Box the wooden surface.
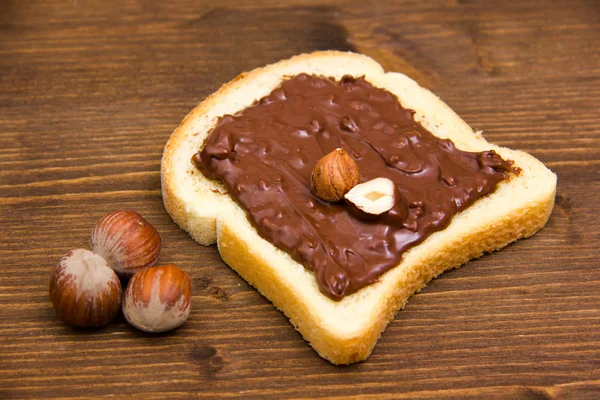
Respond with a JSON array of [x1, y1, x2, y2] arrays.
[[1, 0, 599, 398]]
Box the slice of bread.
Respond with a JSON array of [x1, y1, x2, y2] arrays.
[[161, 51, 557, 364]]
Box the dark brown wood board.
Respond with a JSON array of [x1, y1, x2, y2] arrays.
[[1, 0, 599, 398]]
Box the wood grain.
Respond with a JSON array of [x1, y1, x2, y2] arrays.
[[1, 0, 599, 398]]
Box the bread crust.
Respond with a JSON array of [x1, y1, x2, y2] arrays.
[[161, 51, 557, 364]]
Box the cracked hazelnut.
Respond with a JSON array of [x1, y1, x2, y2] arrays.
[[310, 148, 360, 202], [344, 177, 396, 217]]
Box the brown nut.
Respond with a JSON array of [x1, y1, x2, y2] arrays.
[[310, 148, 360, 202], [49, 249, 122, 328], [344, 177, 396, 217], [90, 210, 161, 277], [122, 264, 192, 333]]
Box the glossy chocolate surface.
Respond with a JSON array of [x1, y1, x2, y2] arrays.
[[193, 74, 518, 300]]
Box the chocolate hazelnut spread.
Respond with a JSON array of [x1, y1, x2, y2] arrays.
[[192, 74, 519, 301]]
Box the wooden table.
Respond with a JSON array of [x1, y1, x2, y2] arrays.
[[2, 0, 599, 398]]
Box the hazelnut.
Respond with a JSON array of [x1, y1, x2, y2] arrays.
[[310, 148, 360, 202], [344, 177, 396, 217], [90, 210, 161, 277], [122, 265, 191, 333], [49, 249, 122, 328]]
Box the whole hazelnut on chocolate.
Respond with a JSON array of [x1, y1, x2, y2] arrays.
[[90, 210, 161, 277], [310, 148, 360, 202], [122, 264, 192, 333], [49, 249, 122, 328]]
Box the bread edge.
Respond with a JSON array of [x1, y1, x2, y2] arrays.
[[217, 182, 555, 364]]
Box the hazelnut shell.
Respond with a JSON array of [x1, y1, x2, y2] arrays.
[[49, 249, 122, 328], [90, 210, 161, 277], [122, 264, 192, 333]]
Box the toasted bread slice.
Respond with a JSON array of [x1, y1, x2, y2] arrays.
[[161, 51, 556, 364]]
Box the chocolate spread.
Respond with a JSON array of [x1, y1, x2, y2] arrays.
[[193, 74, 518, 301]]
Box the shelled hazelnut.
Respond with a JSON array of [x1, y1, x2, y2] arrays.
[[310, 148, 360, 202], [344, 177, 396, 217]]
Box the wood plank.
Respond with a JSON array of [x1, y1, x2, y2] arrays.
[[1, 0, 599, 398]]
